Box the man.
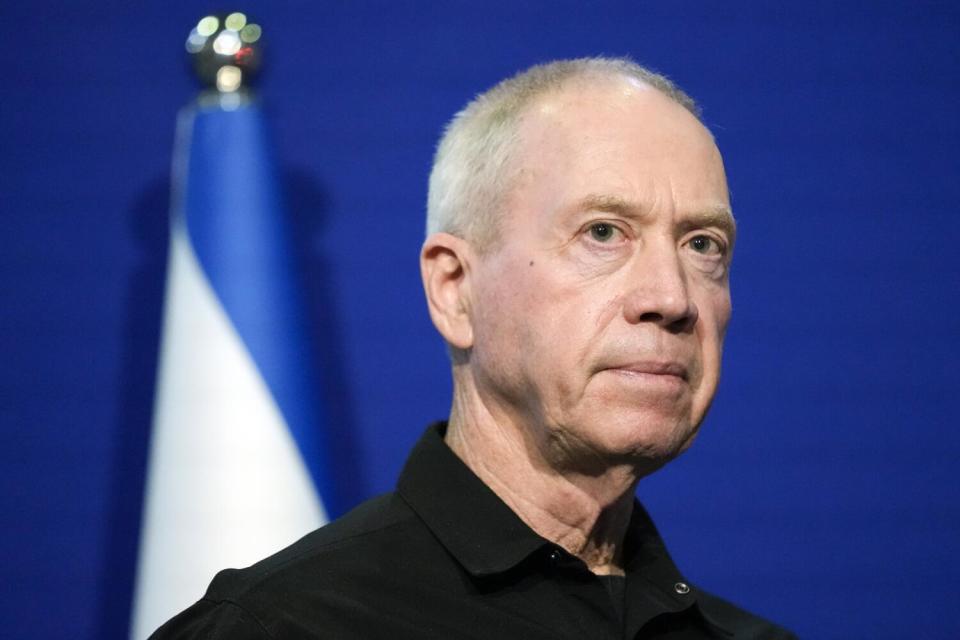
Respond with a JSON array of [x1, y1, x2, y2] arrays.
[[152, 58, 795, 639]]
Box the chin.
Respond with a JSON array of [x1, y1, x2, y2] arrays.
[[616, 407, 702, 454], [546, 381, 708, 466]]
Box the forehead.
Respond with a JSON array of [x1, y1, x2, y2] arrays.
[[507, 77, 729, 222], [521, 76, 711, 154]]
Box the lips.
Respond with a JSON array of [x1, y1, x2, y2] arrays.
[[602, 361, 689, 381]]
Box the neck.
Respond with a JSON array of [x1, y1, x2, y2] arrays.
[[445, 372, 639, 576]]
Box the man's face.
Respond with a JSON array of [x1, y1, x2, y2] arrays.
[[467, 78, 733, 472]]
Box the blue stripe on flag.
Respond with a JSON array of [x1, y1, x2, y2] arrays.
[[179, 102, 342, 516]]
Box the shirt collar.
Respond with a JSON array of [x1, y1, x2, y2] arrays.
[[396, 422, 548, 576], [396, 421, 733, 637]]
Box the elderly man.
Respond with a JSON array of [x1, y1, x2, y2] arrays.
[[153, 58, 795, 639]]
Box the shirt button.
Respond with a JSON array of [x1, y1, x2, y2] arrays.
[[547, 548, 562, 566], [674, 582, 691, 595]]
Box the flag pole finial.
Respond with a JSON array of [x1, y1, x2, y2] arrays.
[[185, 12, 263, 95]]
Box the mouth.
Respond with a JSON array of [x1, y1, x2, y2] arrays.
[[603, 361, 689, 383]]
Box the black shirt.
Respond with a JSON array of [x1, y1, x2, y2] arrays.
[[151, 423, 796, 639]]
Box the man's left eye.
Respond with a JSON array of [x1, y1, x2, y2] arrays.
[[688, 235, 723, 255]]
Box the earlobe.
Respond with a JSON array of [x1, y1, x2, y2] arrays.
[[420, 233, 474, 350]]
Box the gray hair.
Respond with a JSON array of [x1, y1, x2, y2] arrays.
[[425, 57, 700, 250]]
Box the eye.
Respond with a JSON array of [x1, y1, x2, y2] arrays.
[[688, 234, 724, 256], [587, 222, 620, 243]]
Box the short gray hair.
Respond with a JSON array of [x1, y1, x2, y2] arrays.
[[425, 57, 700, 250]]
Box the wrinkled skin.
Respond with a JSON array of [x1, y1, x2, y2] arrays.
[[462, 78, 734, 475]]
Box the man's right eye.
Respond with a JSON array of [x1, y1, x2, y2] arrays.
[[588, 223, 618, 242]]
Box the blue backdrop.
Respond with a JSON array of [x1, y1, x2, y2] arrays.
[[1, 2, 958, 638]]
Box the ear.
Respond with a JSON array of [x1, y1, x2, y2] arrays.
[[420, 232, 474, 350]]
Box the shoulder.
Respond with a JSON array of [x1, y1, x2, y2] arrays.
[[211, 491, 414, 594], [152, 492, 431, 639], [210, 491, 433, 604], [693, 586, 798, 640]]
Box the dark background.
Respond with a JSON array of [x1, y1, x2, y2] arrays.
[[1, 2, 958, 638]]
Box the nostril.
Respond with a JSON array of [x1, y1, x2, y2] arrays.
[[638, 312, 664, 323], [634, 307, 697, 333], [670, 305, 699, 333], [667, 315, 696, 334]]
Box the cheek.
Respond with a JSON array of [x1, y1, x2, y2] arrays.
[[692, 289, 731, 397], [697, 283, 731, 344], [471, 260, 550, 371], [473, 262, 595, 396], [472, 288, 522, 359], [714, 287, 732, 339]]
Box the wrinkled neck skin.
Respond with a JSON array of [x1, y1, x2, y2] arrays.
[[445, 365, 640, 576]]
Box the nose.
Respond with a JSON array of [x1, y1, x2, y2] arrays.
[[623, 245, 699, 333]]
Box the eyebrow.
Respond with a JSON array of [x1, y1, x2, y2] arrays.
[[576, 194, 737, 246], [680, 206, 737, 247], [576, 193, 643, 217]]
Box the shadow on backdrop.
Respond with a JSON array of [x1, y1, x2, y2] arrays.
[[95, 177, 169, 640], [284, 167, 367, 514]]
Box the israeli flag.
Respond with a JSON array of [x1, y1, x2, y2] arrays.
[[130, 96, 332, 639]]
